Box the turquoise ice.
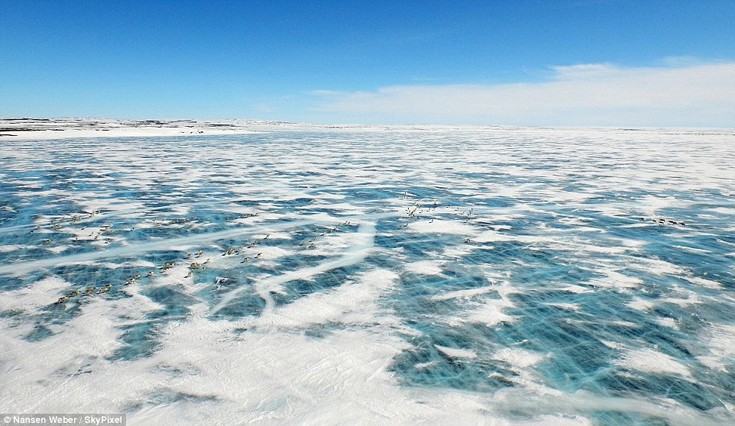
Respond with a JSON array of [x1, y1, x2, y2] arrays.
[[0, 128, 734, 424]]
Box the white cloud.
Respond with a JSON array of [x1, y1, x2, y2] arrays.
[[310, 62, 735, 127]]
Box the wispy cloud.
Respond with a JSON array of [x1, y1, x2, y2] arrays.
[[310, 61, 735, 127]]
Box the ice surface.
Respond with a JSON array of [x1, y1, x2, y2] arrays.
[[1, 125, 734, 424]]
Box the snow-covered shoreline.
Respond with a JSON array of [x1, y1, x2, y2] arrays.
[[2, 117, 733, 141]]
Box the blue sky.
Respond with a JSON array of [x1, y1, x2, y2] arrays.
[[1, 0, 734, 126]]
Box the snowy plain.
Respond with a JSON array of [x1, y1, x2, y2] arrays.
[[0, 120, 734, 425]]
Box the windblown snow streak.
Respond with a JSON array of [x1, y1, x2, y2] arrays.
[[1, 127, 734, 425]]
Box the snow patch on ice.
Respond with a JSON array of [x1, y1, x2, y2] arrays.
[[435, 345, 478, 359], [0, 276, 70, 313], [617, 348, 691, 378], [405, 260, 444, 276], [492, 348, 548, 368]]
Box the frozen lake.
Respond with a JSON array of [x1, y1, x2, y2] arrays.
[[1, 127, 734, 424]]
